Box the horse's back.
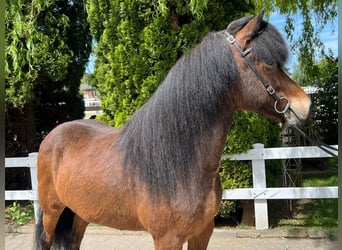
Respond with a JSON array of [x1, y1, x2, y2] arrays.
[[39, 119, 114, 152], [37, 119, 118, 183]]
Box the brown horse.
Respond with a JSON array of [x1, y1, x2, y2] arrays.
[[35, 11, 311, 250]]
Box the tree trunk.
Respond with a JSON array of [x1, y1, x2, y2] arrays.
[[240, 200, 255, 227]]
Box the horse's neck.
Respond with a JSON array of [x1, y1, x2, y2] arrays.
[[195, 109, 234, 174]]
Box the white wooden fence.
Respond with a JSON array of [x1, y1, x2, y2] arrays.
[[5, 153, 40, 223], [5, 144, 338, 229], [223, 143, 338, 230]]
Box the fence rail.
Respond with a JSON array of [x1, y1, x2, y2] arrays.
[[223, 143, 338, 229], [5, 144, 338, 229], [5, 153, 39, 223]]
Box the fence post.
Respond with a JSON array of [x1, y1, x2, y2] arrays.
[[252, 143, 269, 230], [28, 153, 40, 224]]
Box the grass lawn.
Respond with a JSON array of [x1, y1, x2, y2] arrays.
[[278, 172, 338, 230]]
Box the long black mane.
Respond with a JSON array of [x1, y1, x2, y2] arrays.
[[118, 17, 288, 196]]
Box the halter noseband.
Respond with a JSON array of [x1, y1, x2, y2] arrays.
[[222, 30, 290, 114], [222, 30, 337, 158]]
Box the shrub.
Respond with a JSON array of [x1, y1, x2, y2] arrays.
[[6, 201, 34, 225], [218, 111, 282, 218]]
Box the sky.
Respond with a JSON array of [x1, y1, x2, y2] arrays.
[[85, 12, 338, 74], [269, 12, 338, 72]]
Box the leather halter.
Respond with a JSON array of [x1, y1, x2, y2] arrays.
[[222, 30, 338, 158], [222, 30, 290, 114]]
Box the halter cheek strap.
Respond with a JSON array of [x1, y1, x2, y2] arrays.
[[222, 30, 290, 114]]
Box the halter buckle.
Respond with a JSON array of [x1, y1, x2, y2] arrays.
[[274, 96, 290, 114], [266, 86, 275, 95], [227, 34, 236, 44]]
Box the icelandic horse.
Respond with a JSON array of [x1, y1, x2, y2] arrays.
[[35, 10, 311, 250]]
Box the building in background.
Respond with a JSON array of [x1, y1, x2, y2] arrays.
[[81, 84, 102, 119]]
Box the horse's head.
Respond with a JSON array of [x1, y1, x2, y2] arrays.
[[227, 10, 311, 127]]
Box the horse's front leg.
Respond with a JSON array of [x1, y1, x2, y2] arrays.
[[152, 232, 184, 250], [187, 221, 214, 250], [71, 214, 89, 250]]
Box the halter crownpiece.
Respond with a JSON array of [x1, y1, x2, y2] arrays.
[[223, 31, 252, 58]]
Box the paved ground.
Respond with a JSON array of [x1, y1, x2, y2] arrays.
[[5, 224, 338, 250]]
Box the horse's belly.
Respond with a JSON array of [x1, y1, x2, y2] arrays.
[[92, 210, 145, 231], [55, 166, 145, 231], [65, 191, 145, 231]]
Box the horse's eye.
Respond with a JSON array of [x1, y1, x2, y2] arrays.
[[261, 58, 274, 66], [264, 61, 274, 67]]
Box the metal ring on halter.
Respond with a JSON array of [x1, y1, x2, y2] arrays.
[[274, 96, 290, 114]]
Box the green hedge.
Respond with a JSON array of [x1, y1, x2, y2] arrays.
[[218, 111, 282, 217]]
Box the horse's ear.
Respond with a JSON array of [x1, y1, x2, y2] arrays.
[[236, 9, 265, 48]]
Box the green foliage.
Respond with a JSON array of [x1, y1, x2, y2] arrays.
[[302, 199, 337, 229], [303, 174, 337, 187], [6, 201, 34, 225], [311, 55, 338, 145], [225, 112, 281, 154], [293, 54, 338, 145], [278, 173, 337, 229], [252, 0, 337, 81], [87, 0, 254, 127], [221, 112, 280, 189], [298, 174, 337, 229], [218, 112, 282, 216], [5, 0, 72, 107], [5, 0, 91, 108], [217, 200, 236, 218], [5, 0, 92, 156]]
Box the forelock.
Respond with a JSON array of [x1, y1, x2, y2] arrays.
[[227, 16, 289, 66]]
